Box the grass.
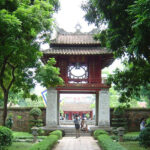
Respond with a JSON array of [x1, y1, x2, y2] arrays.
[[120, 141, 150, 150], [12, 131, 46, 140], [7, 142, 33, 150], [125, 132, 140, 137], [13, 131, 33, 138]]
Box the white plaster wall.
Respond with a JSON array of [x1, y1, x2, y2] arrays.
[[46, 88, 58, 127], [98, 89, 110, 127]]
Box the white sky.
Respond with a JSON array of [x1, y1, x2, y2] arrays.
[[54, 0, 96, 32], [35, 0, 122, 95]]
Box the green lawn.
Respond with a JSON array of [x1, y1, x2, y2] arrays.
[[125, 132, 140, 137], [12, 131, 46, 140], [120, 142, 150, 150], [13, 131, 33, 138], [7, 142, 33, 150]]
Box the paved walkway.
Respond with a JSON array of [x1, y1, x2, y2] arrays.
[[53, 136, 101, 150]]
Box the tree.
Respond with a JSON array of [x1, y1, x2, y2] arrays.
[[0, 0, 61, 125], [35, 58, 64, 88], [82, 0, 150, 104]]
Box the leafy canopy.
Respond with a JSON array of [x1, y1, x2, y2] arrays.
[[0, 0, 62, 125], [36, 58, 64, 88], [82, 0, 150, 104]]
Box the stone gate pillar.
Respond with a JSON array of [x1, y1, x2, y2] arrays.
[[46, 88, 58, 127], [98, 89, 110, 127]]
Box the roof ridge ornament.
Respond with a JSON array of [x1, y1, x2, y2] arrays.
[[75, 24, 82, 33]]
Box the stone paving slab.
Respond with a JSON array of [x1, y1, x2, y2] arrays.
[[53, 136, 101, 150]]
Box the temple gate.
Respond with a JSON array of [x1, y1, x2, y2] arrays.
[[42, 27, 114, 128]]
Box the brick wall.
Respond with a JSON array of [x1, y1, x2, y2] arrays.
[[110, 108, 150, 131], [0, 107, 150, 131], [0, 107, 46, 131]]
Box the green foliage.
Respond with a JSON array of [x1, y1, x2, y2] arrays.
[[29, 119, 43, 128], [12, 131, 32, 138], [93, 129, 108, 139], [120, 141, 150, 150], [146, 118, 150, 127], [17, 115, 22, 120], [36, 58, 64, 88], [97, 134, 126, 150], [29, 107, 42, 118], [113, 106, 125, 116], [139, 127, 150, 148], [5, 114, 13, 129], [0, 0, 60, 125], [29, 134, 59, 150], [85, 113, 90, 119], [50, 130, 62, 139], [7, 142, 32, 150], [123, 135, 139, 141], [111, 132, 140, 141], [0, 126, 13, 149], [29, 108, 43, 130], [82, 0, 150, 105]]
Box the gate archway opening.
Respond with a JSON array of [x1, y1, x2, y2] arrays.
[[59, 93, 96, 126]]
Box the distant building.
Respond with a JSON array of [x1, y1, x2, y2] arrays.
[[61, 96, 94, 120]]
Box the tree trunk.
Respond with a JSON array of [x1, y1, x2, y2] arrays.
[[2, 91, 8, 126]]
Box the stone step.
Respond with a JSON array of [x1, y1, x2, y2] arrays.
[[65, 133, 91, 137]]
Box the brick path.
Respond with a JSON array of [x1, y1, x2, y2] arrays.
[[53, 136, 101, 150]]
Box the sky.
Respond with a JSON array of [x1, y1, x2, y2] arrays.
[[35, 0, 122, 96], [54, 0, 96, 32]]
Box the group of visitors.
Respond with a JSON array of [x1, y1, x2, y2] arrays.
[[74, 115, 88, 138]]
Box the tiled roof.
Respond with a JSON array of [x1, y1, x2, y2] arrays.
[[51, 34, 100, 45], [62, 103, 92, 111], [43, 47, 111, 55]]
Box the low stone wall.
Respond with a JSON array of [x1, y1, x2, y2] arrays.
[[110, 108, 150, 131], [0, 107, 46, 131], [0, 107, 150, 131]]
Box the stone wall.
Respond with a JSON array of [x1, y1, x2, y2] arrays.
[[0, 107, 46, 131], [0, 107, 150, 131], [110, 108, 150, 131]]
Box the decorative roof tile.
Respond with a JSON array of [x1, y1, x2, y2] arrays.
[[43, 47, 111, 55], [51, 34, 100, 45]]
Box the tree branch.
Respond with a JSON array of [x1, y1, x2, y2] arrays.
[[0, 58, 7, 93], [7, 62, 16, 91]]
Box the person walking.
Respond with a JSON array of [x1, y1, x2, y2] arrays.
[[74, 115, 80, 138], [140, 118, 146, 131]]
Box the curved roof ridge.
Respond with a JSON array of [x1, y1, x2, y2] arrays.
[[56, 27, 99, 35], [51, 27, 100, 45]]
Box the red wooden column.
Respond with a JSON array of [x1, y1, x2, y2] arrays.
[[88, 56, 101, 83], [57, 56, 68, 83], [90, 111, 93, 119], [69, 112, 72, 120]]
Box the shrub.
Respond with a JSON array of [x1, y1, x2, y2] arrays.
[[29, 134, 58, 150], [50, 130, 62, 139], [139, 127, 150, 148], [5, 113, 13, 129], [93, 129, 108, 139], [0, 126, 13, 149], [113, 106, 125, 116], [111, 135, 139, 142], [29, 119, 43, 127], [146, 118, 150, 127], [97, 134, 126, 150], [29, 107, 42, 119]]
